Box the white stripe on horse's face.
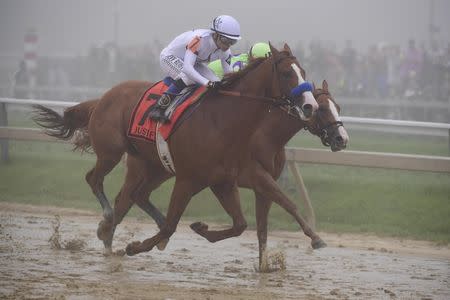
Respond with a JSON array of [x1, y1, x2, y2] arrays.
[[291, 63, 305, 84], [328, 98, 340, 122], [291, 63, 318, 112], [328, 98, 349, 141]]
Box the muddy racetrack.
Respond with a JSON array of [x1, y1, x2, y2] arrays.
[[0, 202, 449, 299]]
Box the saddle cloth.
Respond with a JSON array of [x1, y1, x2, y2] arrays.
[[127, 80, 207, 142]]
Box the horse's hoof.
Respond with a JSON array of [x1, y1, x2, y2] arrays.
[[156, 238, 169, 251], [103, 247, 113, 257], [190, 221, 208, 234], [97, 220, 113, 241], [113, 249, 126, 257], [311, 238, 327, 249], [126, 241, 141, 256]]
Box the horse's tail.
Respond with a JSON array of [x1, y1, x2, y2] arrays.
[[32, 99, 99, 152]]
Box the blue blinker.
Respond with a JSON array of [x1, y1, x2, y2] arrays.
[[290, 81, 313, 97]]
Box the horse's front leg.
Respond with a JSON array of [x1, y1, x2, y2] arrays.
[[253, 169, 326, 249], [190, 182, 247, 242], [125, 179, 198, 256]]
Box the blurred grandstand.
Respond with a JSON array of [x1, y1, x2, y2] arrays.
[[0, 38, 449, 122]]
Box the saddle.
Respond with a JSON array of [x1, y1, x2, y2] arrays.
[[128, 78, 207, 142]]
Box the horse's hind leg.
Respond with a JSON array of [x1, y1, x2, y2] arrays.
[[190, 182, 247, 242], [102, 160, 169, 254], [85, 154, 122, 241], [254, 192, 273, 272], [98, 186, 132, 255]]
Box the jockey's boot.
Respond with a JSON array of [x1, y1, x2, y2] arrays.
[[148, 93, 174, 124], [149, 79, 186, 124]]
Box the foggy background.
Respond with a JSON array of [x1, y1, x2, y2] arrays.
[[1, 0, 449, 55], [0, 0, 449, 121]]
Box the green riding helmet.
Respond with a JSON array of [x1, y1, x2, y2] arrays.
[[250, 42, 271, 58]]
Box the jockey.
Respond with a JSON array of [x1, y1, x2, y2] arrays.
[[208, 42, 271, 78], [149, 15, 241, 123]]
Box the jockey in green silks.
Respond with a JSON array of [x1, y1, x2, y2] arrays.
[[208, 42, 271, 79]]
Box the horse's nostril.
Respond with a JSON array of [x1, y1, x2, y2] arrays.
[[302, 104, 313, 117]]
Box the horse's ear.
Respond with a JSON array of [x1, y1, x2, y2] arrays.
[[283, 43, 292, 54], [322, 80, 328, 91], [312, 82, 316, 91], [269, 42, 279, 55]]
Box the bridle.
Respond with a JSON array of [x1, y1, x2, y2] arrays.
[[305, 90, 344, 146], [218, 90, 289, 107]]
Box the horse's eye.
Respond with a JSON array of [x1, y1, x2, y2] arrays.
[[282, 71, 292, 78]]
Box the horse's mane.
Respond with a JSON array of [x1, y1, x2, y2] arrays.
[[221, 57, 267, 87]]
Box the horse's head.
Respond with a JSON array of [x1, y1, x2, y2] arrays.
[[269, 43, 318, 121], [307, 80, 349, 152], [260, 43, 318, 120], [221, 43, 318, 120]]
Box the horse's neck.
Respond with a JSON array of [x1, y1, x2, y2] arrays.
[[197, 61, 280, 151], [236, 61, 273, 97], [228, 61, 303, 147], [259, 108, 305, 147]]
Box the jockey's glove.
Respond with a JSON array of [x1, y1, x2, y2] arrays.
[[207, 81, 221, 89]]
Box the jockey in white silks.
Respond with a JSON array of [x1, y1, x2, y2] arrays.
[[149, 15, 241, 123]]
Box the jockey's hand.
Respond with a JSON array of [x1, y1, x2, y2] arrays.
[[207, 81, 221, 89]]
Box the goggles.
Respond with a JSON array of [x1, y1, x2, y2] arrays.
[[218, 35, 238, 46]]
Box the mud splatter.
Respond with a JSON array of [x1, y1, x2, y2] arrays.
[[0, 203, 449, 300], [49, 215, 86, 251]]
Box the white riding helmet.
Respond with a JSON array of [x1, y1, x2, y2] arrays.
[[211, 15, 241, 40]]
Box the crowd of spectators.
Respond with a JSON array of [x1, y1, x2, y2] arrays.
[[13, 38, 450, 101], [296, 38, 450, 101]]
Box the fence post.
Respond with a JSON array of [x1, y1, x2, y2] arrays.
[[0, 102, 9, 163], [288, 161, 316, 230]]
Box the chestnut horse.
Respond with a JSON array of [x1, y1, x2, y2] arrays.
[[107, 80, 348, 271], [33, 44, 322, 257]]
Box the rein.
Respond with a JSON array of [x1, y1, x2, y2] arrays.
[[216, 52, 299, 108], [217, 90, 289, 107]]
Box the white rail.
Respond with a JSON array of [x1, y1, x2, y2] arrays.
[[341, 116, 450, 130], [1, 126, 449, 173], [0, 97, 79, 108]]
